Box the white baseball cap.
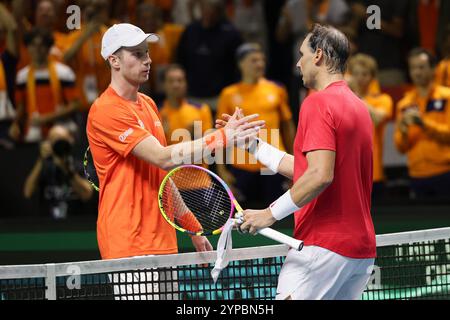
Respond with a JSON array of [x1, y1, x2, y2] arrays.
[[101, 23, 159, 60]]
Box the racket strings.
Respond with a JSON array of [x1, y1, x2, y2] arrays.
[[161, 167, 232, 234], [179, 187, 229, 231]]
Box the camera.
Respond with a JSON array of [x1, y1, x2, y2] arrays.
[[52, 139, 73, 158]]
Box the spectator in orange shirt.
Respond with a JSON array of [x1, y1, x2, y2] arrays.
[[63, 0, 110, 110], [348, 54, 393, 200], [10, 28, 80, 144], [394, 48, 450, 199], [159, 64, 213, 147], [86, 23, 263, 264]]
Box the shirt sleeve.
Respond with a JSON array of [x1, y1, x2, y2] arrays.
[[89, 104, 151, 158], [300, 95, 336, 153]]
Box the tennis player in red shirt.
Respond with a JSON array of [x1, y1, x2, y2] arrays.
[[238, 24, 376, 300]]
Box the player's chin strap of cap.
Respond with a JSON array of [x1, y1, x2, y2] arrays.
[[248, 138, 286, 174], [211, 218, 236, 283]]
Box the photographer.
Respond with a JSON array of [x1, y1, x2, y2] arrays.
[[24, 125, 93, 219]]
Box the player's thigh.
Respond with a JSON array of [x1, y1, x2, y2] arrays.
[[334, 259, 375, 300], [276, 246, 324, 300], [276, 246, 360, 300]]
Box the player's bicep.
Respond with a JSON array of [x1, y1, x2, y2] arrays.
[[305, 150, 336, 185]]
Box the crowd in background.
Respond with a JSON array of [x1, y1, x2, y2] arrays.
[[0, 0, 449, 220]]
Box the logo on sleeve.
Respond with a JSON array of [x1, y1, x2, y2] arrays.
[[138, 119, 145, 129], [119, 128, 134, 142]]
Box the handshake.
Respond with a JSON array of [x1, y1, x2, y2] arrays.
[[213, 107, 264, 150]]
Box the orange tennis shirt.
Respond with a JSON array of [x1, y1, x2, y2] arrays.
[[86, 86, 177, 259]]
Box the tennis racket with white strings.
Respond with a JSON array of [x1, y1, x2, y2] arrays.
[[158, 164, 303, 250]]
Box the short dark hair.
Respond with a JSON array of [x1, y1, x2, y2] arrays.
[[408, 48, 437, 68], [307, 24, 350, 74], [23, 27, 54, 49], [163, 64, 186, 82]]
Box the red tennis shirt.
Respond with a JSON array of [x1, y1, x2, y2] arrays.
[[293, 81, 376, 259]]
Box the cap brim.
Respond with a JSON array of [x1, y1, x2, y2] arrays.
[[145, 33, 159, 43], [122, 33, 159, 48]]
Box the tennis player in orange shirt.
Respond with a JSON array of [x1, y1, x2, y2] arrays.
[[86, 23, 264, 260]]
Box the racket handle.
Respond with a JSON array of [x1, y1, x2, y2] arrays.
[[232, 199, 303, 250], [257, 227, 304, 251]]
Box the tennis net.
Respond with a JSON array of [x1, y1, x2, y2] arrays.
[[1, 227, 449, 300]]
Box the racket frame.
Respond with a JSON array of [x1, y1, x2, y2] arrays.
[[158, 165, 304, 251], [158, 165, 236, 236], [83, 146, 99, 192]]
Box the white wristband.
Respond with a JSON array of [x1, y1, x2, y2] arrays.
[[269, 190, 300, 221], [250, 139, 286, 173]]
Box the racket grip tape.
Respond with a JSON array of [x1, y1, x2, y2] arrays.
[[232, 199, 302, 250], [257, 227, 304, 251]]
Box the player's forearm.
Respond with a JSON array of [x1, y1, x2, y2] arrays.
[[249, 139, 293, 179], [24, 160, 43, 198], [277, 154, 294, 180], [290, 166, 333, 208], [133, 135, 212, 171]]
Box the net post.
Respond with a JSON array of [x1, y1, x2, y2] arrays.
[[45, 263, 57, 300]]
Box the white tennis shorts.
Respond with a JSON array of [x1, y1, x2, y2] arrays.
[[276, 246, 374, 300]]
